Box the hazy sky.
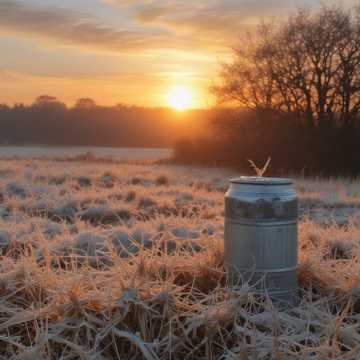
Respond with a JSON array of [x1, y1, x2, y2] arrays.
[[0, 0, 355, 107]]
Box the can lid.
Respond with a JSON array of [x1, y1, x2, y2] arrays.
[[230, 176, 292, 185]]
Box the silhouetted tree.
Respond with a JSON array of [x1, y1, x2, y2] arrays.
[[0, 96, 208, 148], [213, 6, 360, 129], [74, 98, 97, 109], [174, 5, 360, 176], [33, 95, 66, 110]]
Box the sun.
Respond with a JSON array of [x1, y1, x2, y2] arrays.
[[167, 86, 192, 111]]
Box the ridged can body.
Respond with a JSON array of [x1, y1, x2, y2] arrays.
[[224, 176, 298, 304]]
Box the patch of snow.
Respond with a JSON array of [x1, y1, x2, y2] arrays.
[[6, 182, 27, 198], [74, 232, 108, 257], [43, 221, 63, 238], [171, 226, 200, 239], [175, 193, 194, 206], [0, 205, 9, 219], [111, 229, 153, 257], [31, 186, 49, 195], [0, 230, 11, 249], [49, 176, 66, 185], [80, 206, 131, 223], [100, 175, 115, 188], [131, 229, 153, 246], [49, 201, 78, 221], [77, 176, 91, 187], [80, 206, 109, 217]]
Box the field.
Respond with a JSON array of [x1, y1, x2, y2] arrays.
[[0, 157, 360, 359]]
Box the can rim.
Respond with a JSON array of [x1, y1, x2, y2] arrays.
[[230, 176, 292, 185]]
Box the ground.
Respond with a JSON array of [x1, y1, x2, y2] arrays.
[[0, 157, 359, 359]]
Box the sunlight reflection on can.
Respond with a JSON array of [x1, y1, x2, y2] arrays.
[[224, 176, 298, 306]]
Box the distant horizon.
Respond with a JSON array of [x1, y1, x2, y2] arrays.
[[0, 95, 211, 111]]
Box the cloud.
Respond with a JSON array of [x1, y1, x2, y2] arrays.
[[136, 4, 172, 22], [0, 0, 170, 52], [143, 1, 308, 29], [0, 0, 314, 55], [106, 0, 316, 50]]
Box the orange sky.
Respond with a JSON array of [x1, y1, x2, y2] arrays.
[[0, 0, 355, 108]]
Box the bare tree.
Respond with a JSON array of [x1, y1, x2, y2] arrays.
[[74, 98, 97, 109], [33, 95, 66, 110], [213, 6, 360, 128]]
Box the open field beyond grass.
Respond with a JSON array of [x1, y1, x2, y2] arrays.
[[0, 158, 360, 359]]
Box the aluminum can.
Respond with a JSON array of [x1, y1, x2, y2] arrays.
[[224, 176, 298, 304]]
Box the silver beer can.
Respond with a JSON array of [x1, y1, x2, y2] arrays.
[[224, 176, 298, 304]]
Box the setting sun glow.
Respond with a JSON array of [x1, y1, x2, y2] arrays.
[[167, 86, 192, 111]]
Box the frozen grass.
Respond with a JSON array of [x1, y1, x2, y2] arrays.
[[0, 159, 359, 358]]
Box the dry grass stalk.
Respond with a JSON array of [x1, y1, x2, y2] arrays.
[[247, 157, 271, 177]]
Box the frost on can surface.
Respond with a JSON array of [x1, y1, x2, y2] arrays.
[[224, 176, 298, 304]]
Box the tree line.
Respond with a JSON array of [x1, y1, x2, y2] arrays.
[[0, 96, 208, 148], [174, 5, 360, 176]]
